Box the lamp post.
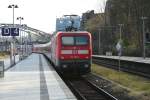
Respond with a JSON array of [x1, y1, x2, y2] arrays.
[[117, 24, 123, 69], [8, 5, 18, 24], [8, 4, 18, 65], [17, 17, 24, 59], [141, 16, 148, 59], [17, 17, 23, 25], [118, 24, 123, 43], [8, 4, 19, 65], [116, 24, 123, 82]]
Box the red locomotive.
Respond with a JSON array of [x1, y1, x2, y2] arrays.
[[50, 31, 92, 75]]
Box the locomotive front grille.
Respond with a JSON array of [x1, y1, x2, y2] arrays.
[[58, 59, 91, 75]]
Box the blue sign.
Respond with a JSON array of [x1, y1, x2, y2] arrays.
[[2, 28, 11, 36], [1, 28, 19, 36], [11, 28, 19, 36]]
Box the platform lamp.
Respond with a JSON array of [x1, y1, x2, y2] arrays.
[[141, 16, 148, 59], [8, 4, 19, 65], [17, 17, 24, 58]]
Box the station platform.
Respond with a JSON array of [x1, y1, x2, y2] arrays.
[[93, 55, 150, 64], [0, 53, 76, 100]]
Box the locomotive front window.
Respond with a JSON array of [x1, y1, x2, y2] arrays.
[[62, 36, 74, 45], [75, 36, 88, 45]]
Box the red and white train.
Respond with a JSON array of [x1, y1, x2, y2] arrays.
[[50, 31, 92, 75]]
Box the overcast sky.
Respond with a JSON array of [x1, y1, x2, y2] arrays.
[[0, 0, 106, 33]]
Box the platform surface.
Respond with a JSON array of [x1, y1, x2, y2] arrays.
[[93, 55, 150, 64], [0, 53, 76, 100]]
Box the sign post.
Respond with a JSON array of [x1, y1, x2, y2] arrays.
[[116, 41, 122, 82], [1, 27, 19, 66], [116, 41, 122, 57], [116, 41, 122, 71]]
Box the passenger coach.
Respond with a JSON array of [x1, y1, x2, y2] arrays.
[[50, 31, 92, 75]]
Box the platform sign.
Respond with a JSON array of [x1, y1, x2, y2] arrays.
[[10, 28, 19, 36], [116, 42, 121, 51], [2, 28, 11, 36], [1, 28, 19, 36], [0, 61, 4, 78], [116, 41, 122, 56]]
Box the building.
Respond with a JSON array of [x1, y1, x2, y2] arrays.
[[81, 10, 95, 30]]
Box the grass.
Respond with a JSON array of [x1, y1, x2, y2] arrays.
[[92, 64, 150, 99]]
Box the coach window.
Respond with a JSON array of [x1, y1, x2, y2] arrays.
[[62, 36, 74, 45], [75, 36, 88, 45]]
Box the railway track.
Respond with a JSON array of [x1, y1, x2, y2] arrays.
[[43, 53, 117, 99], [92, 58, 150, 79], [66, 77, 118, 100]]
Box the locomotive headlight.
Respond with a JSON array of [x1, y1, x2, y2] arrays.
[[85, 56, 89, 59], [62, 64, 67, 68], [61, 56, 64, 59], [84, 64, 89, 68]]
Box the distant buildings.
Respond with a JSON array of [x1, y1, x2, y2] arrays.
[[81, 10, 95, 30], [55, 11, 102, 32]]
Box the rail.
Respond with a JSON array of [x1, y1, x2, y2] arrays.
[[66, 77, 118, 100]]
